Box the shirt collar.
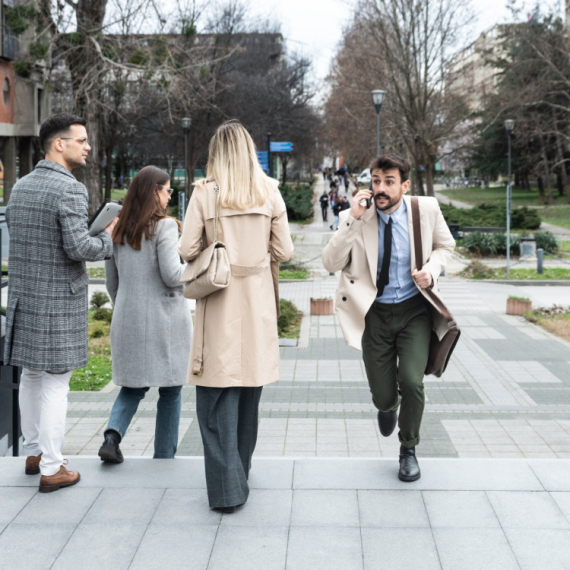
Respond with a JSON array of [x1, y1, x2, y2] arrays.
[[377, 198, 406, 225]]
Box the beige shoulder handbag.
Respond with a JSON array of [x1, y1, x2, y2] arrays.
[[180, 184, 231, 300], [411, 197, 460, 377]]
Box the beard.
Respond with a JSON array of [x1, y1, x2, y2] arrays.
[[374, 192, 399, 211]]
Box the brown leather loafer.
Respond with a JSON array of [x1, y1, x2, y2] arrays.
[[39, 465, 81, 493], [25, 454, 42, 475]]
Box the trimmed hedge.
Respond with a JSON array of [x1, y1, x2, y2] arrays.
[[279, 183, 313, 221], [440, 203, 541, 230]]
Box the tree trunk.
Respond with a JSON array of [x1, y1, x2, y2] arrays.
[[557, 170, 564, 198], [537, 176, 545, 199], [281, 156, 289, 185], [416, 166, 425, 196], [424, 160, 435, 197]]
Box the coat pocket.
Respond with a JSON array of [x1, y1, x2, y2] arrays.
[[69, 273, 89, 294]]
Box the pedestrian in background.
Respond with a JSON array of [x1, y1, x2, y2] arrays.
[[331, 198, 342, 230], [98, 166, 191, 463], [320, 190, 329, 222], [179, 121, 294, 513], [4, 113, 116, 493]]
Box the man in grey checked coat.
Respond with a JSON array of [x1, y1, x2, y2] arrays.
[[4, 113, 118, 493]]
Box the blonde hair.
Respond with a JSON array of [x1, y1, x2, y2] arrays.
[[205, 120, 273, 209]]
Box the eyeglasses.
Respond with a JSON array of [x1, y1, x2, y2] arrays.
[[60, 137, 90, 147], [157, 185, 173, 196]]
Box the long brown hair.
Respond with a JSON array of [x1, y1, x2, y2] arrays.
[[113, 165, 181, 250]]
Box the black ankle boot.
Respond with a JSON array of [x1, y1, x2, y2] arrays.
[[398, 445, 420, 482], [98, 429, 124, 464]]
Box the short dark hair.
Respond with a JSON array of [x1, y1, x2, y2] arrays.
[[369, 154, 411, 183], [39, 113, 86, 153]]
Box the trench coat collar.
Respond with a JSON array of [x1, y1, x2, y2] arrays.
[[360, 199, 379, 284], [35, 159, 77, 180]]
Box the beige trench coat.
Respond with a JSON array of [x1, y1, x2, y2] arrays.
[[321, 195, 456, 351], [178, 179, 294, 388]]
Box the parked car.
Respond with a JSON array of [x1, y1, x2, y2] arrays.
[[357, 168, 371, 186]]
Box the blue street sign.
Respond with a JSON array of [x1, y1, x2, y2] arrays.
[[257, 151, 268, 159], [256, 151, 269, 172], [270, 142, 293, 152]]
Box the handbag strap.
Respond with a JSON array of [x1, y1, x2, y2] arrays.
[[410, 197, 455, 325], [214, 184, 220, 243]]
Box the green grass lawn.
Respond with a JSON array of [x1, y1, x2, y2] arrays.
[[279, 268, 309, 280], [70, 312, 112, 391], [439, 186, 570, 207], [461, 262, 570, 280]]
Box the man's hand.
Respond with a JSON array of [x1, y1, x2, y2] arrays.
[[412, 268, 433, 289], [104, 217, 119, 236], [350, 189, 372, 220]]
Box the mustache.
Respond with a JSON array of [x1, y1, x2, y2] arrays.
[[374, 193, 390, 199]]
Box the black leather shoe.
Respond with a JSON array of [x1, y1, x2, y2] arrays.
[[377, 410, 398, 437], [214, 506, 236, 514], [398, 445, 420, 482], [98, 429, 124, 464]]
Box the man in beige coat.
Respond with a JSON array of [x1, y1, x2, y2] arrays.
[[322, 154, 455, 481]]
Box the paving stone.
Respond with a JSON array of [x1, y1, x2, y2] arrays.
[[82, 488, 164, 524], [358, 490, 430, 528], [503, 528, 570, 570], [151, 489, 220, 526], [291, 490, 359, 527], [0, 488, 37, 525], [486, 491, 570, 529], [208, 526, 288, 570], [361, 528, 441, 570], [129, 525, 217, 570], [286, 527, 363, 570], [433, 527, 519, 570], [220, 490, 292, 527], [51, 523, 148, 570], [423, 491, 500, 528]]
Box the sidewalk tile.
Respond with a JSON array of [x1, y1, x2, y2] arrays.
[[151, 489, 220, 526], [433, 528, 519, 570], [129, 525, 216, 570], [0, 523, 76, 570], [208, 526, 288, 570], [0, 488, 37, 525], [291, 490, 359, 527], [503, 528, 570, 569], [52, 523, 147, 570], [358, 490, 429, 528], [286, 527, 362, 570], [361, 528, 440, 570], [527, 460, 570, 491], [220, 490, 292, 527], [486, 491, 570, 529], [423, 491, 500, 528], [13, 487, 101, 525], [550, 492, 570, 522], [82, 488, 163, 524]]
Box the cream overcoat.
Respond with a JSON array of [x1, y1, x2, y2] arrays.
[[321, 195, 456, 351], [178, 179, 294, 388]]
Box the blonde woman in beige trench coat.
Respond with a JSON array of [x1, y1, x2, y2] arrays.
[[178, 120, 294, 513]]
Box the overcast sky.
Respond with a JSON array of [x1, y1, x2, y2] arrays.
[[242, 0, 565, 84]]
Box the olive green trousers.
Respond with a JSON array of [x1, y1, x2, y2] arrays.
[[362, 294, 432, 448]]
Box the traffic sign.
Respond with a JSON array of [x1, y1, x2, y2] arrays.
[[270, 142, 293, 152], [256, 151, 269, 172]]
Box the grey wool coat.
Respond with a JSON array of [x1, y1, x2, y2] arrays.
[[105, 218, 192, 387], [4, 160, 114, 372]]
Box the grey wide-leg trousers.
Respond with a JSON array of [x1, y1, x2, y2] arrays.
[[196, 385, 263, 509]]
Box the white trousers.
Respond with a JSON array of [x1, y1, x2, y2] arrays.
[[19, 368, 72, 476]]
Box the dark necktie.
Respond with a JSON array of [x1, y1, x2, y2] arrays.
[[377, 217, 392, 297]]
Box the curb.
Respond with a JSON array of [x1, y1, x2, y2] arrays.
[[470, 279, 570, 286]]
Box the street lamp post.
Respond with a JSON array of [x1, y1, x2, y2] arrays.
[[181, 117, 191, 223], [371, 89, 386, 156], [505, 119, 515, 274]]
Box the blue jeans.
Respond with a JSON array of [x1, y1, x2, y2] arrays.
[[106, 386, 182, 458]]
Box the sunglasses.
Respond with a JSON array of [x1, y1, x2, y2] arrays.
[[157, 185, 173, 196]]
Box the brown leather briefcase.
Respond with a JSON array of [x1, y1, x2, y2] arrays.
[[411, 197, 460, 377]]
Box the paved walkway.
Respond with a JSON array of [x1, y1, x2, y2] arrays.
[[1, 456, 569, 570]]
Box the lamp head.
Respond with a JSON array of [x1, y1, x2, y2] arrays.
[[371, 89, 386, 114], [504, 119, 515, 132], [181, 117, 191, 131]]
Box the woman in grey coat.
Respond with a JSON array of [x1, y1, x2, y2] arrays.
[[98, 166, 192, 462]]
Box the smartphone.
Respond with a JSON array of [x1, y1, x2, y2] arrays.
[[359, 182, 372, 209]]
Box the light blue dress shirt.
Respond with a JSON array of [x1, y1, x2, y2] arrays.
[[375, 200, 418, 304]]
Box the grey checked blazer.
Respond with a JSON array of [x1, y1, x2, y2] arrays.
[[4, 160, 113, 372]]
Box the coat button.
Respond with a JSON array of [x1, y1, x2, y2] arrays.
[[350, 280, 354, 284], [342, 296, 347, 301], [346, 222, 349, 226]]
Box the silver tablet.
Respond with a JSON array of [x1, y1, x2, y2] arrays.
[[88, 201, 122, 236]]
